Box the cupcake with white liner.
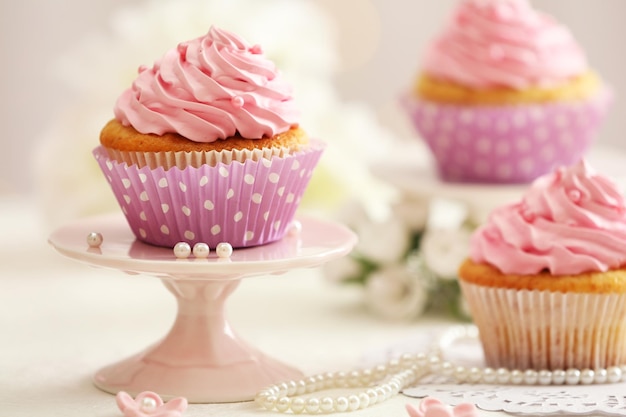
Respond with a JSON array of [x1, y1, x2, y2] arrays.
[[95, 25, 324, 248], [404, 0, 611, 184], [458, 160, 626, 370]]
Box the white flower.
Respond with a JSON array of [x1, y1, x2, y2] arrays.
[[427, 198, 468, 230], [332, 199, 373, 233], [364, 264, 427, 321], [420, 227, 472, 280], [323, 256, 364, 284], [392, 195, 430, 232], [356, 217, 411, 265], [34, 0, 394, 229]]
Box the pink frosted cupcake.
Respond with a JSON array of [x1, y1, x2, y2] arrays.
[[95, 26, 324, 248], [459, 161, 626, 370], [404, 0, 611, 184]]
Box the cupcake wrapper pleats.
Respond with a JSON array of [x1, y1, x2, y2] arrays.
[[93, 140, 325, 248], [403, 89, 612, 184], [461, 281, 626, 370]]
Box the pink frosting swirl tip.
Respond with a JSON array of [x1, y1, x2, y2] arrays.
[[114, 25, 299, 143], [471, 160, 626, 276], [423, 0, 588, 89]]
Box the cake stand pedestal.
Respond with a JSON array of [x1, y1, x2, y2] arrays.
[[48, 213, 357, 403]]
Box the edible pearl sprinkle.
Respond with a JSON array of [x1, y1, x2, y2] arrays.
[[192, 242, 210, 258], [86, 232, 103, 248], [256, 326, 626, 414], [216, 242, 233, 258], [140, 397, 157, 412], [173, 242, 191, 259], [288, 220, 303, 236]]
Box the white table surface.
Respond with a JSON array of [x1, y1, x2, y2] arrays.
[[0, 196, 508, 417]]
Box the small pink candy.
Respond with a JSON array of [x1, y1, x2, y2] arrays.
[[177, 43, 189, 60], [249, 44, 263, 54], [406, 398, 479, 417], [231, 96, 245, 108], [521, 206, 536, 222], [568, 189, 582, 202], [116, 391, 188, 417]]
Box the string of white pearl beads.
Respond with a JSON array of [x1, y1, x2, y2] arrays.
[[432, 325, 626, 386], [255, 354, 430, 414], [256, 325, 626, 414], [449, 364, 626, 386]]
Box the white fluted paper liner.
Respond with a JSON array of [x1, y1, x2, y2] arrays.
[[104, 146, 293, 170], [460, 281, 626, 370], [93, 140, 325, 248]]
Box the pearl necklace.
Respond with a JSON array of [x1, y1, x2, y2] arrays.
[[255, 326, 626, 414]]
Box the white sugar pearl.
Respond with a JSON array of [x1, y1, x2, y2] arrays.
[[366, 388, 378, 405], [538, 370, 552, 385], [291, 398, 305, 414], [552, 369, 566, 385], [277, 382, 289, 395], [335, 397, 349, 412], [510, 370, 524, 385], [482, 368, 496, 383], [348, 395, 360, 411], [454, 366, 468, 382], [468, 367, 483, 383], [358, 392, 370, 409], [496, 368, 510, 384], [429, 356, 441, 372], [319, 397, 334, 413], [264, 395, 277, 409], [580, 369, 595, 385], [192, 242, 210, 258], [415, 353, 428, 367], [287, 380, 298, 396], [140, 397, 157, 412], [288, 220, 302, 236], [86, 232, 103, 248], [305, 398, 320, 414], [216, 242, 233, 258], [566, 369, 581, 385], [295, 380, 306, 395], [173, 242, 191, 258], [275, 397, 291, 412], [523, 370, 538, 385], [607, 366, 622, 383], [594, 368, 608, 384]]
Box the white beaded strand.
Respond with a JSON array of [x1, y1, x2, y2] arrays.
[[255, 325, 626, 414]]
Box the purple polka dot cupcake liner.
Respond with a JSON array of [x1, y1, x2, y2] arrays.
[[403, 89, 612, 184], [93, 140, 325, 248]]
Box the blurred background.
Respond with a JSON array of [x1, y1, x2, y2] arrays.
[[2, 0, 624, 197], [2, 0, 626, 322]]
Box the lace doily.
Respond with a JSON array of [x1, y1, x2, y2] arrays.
[[362, 325, 626, 416], [404, 378, 626, 416]]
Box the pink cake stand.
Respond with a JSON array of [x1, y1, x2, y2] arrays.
[[48, 212, 357, 403]]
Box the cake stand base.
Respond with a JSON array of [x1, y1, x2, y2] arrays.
[[48, 213, 357, 403], [93, 279, 302, 403]]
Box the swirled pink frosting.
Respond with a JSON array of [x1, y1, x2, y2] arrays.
[[422, 0, 588, 89], [114, 26, 299, 142], [471, 161, 626, 275]]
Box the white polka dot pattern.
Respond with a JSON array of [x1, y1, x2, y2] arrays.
[[93, 140, 325, 248], [404, 90, 611, 183]]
